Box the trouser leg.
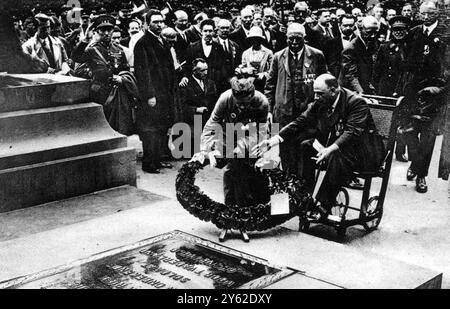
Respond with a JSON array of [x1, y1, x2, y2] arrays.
[[140, 129, 163, 170], [405, 130, 420, 172], [316, 150, 356, 210], [411, 128, 436, 178]]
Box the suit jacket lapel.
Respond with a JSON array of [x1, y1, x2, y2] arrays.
[[303, 47, 313, 79], [190, 76, 204, 95], [281, 48, 290, 77]]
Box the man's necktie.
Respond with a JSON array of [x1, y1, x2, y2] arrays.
[[223, 41, 229, 54], [424, 27, 429, 36], [325, 27, 334, 38], [43, 37, 56, 69]]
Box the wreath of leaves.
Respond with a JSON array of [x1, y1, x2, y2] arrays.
[[175, 160, 313, 231]]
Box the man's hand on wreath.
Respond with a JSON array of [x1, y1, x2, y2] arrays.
[[207, 150, 221, 167], [190, 151, 207, 164], [252, 135, 282, 157], [418, 86, 442, 96], [315, 143, 339, 164]]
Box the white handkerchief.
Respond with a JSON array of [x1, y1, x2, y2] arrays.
[[313, 139, 325, 152], [271, 193, 290, 215]]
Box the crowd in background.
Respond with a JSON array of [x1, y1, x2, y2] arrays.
[[8, 0, 450, 193]]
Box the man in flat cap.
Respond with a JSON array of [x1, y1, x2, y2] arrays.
[[71, 14, 129, 106]]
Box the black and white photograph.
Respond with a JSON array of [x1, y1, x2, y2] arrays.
[[0, 0, 449, 292]]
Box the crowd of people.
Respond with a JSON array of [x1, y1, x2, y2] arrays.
[[9, 0, 449, 214]]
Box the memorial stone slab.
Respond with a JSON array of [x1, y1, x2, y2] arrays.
[[0, 231, 297, 289]]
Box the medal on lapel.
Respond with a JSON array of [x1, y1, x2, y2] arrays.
[[424, 45, 430, 55]]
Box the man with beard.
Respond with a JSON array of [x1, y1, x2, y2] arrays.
[[264, 23, 327, 190], [230, 8, 254, 51], [134, 10, 176, 174], [402, 1, 449, 193], [339, 16, 379, 94], [256, 74, 385, 218]]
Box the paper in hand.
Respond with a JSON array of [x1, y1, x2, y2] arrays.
[[271, 193, 290, 215], [313, 139, 325, 152]]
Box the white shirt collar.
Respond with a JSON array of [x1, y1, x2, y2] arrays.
[[331, 92, 341, 113], [423, 21, 438, 35], [290, 47, 304, 60], [192, 75, 204, 89]]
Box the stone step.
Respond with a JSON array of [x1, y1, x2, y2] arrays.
[[0, 103, 126, 169], [0, 147, 136, 213], [0, 74, 90, 113]]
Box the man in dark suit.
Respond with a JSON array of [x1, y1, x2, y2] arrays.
[[256, 74, 385, 215], [134, 10, 176, 174], [229, 8, 254, 51], [309, 9, 340, 78], [173, 10, 190, 63], [178, 58, 218, 156], [329, 14, 357, 78], [264, 23, 327, 189], [402, 1, 449, 193], [184, 12, 208, 44], [186, 19, 228, 95], [261, 7, 287, 52], [339, 16, 380, 94], [216, 19, 242, 92]]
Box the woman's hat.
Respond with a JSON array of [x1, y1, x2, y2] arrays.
[[246, 26, 266, 41]]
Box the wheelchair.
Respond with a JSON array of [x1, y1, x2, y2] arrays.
[[298, 95, 404, 237]]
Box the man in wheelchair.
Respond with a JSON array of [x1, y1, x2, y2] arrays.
[[255, 74, 385, 219]]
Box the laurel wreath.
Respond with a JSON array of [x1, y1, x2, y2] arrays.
[[175, 160, 313, 231]]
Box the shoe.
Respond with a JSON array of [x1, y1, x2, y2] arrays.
[[396, 153, 408, 162], [406, 168, 416, 181], [345, 178, 364, 190], [159, 162, 173, 169], [416, 177, 428, 193], [142, 166, 160, 174]]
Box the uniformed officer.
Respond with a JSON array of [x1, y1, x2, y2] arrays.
[[71, 14, 129, 105], [372, 16, 410, 162]]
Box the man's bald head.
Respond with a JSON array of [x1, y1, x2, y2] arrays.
[[287, 22, 306, 37], [420, 1, 439, 26], [161, 27, 177, 39], [362, 15, 378, 28], [217, 19, 231, 39], [161, 27, 177, 47], [352, 8, 362, 17], [294, 1, 309, 11], [175, 10, 188, 20], [313, 74, 341, 107], [314, 73, 339, 90], [241, 8, 254, 28], [174, 10, 189, 30]]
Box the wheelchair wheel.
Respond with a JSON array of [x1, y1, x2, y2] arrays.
[[330, 188, 350, 218], [361, 196, 383, 232]]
